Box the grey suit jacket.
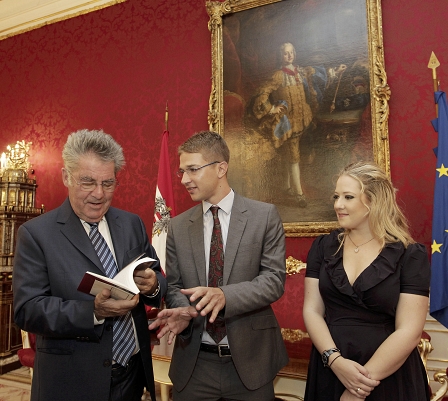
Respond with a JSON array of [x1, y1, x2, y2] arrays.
[[166, 192, 288, 391], [13, 198, 166, 401]]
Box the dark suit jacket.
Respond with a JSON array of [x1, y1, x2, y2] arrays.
[[13, 198, 166, 401], [166, 192, 289, 391]]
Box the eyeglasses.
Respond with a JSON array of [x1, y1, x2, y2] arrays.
[[66, 170, 119, 192], [176, 161, 220, 178]]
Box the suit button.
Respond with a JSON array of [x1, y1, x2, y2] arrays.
[[106, 324, 113, 331], [103, 359, 112, 367]]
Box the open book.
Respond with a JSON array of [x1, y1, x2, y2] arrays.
[[77, 253, 156, 300]]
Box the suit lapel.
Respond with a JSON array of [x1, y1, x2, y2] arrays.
[[186, 195, 248, 286], [223, 194, 247, 285], [57, 198, 105, 274], [188, 206, 207, 286]]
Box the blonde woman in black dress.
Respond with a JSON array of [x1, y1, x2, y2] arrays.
[[303, 161, 430, 401]]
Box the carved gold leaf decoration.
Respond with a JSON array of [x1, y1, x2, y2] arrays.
[[434, 370, 448, 384], [286, 256, 306, 275], [432, 370, 448, 400], [281, 328, 309, 343], [373, 56, 391, 142], [418, 336, 433, 372]]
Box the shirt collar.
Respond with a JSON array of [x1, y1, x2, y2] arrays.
[[202, 189, 234, 215], [81, 216, 106, 228]]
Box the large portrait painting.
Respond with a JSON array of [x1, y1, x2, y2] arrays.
[[207, 0, 390, 237]]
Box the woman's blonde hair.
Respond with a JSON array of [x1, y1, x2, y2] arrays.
[[337, 161, 414, 249]]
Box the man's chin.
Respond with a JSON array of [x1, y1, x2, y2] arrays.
[[190, 193, 206, 203], [84, 205, 108, 220], [186, 189, 200, 202]]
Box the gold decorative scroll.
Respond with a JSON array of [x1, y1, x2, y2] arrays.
[[281, 328, 309, 343], [286, 256, 306, 275]]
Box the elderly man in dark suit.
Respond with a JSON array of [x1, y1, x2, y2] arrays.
[[13, 129, 166, 401], [149, 130, 288, 400]]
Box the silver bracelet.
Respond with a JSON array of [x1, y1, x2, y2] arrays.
[[329, 354, 342, 368], [145, 282, 160, 298]]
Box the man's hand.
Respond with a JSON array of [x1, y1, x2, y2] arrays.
[[133, 262, 158, 295], [148, 306, 198, 345], [94, 289, 139, 320], [336, 64, 347, 75], [181, 286, 226, 323], [271, 104, 287, 115]]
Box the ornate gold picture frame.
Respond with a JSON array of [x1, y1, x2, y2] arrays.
[[207, 0, 390, 237]]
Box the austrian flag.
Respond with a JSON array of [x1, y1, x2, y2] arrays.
[[152, 130, 176, 274]]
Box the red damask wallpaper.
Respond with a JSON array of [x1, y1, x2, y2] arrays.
[[0, 0, 447, 261]]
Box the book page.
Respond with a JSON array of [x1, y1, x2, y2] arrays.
[[77, 255, 156, 300], [90, 279, 135, 300], [113, 256, 155, 293]]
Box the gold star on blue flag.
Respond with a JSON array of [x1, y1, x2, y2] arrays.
[[431, 91, 448, 328], [437, 164, 448, 177], [432, 239, 443, 254]]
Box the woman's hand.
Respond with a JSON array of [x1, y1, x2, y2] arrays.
[[340, 388, 366, 400], [331, 356, 380, 398]]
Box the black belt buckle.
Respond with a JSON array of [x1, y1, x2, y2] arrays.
[[200, 343, 231, 357], [218, 345, 231, 357]]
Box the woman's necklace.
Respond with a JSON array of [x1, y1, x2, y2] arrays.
[[347, 234, 374, 253]]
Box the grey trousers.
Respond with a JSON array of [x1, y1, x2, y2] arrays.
[[172, 349, 275, 401]]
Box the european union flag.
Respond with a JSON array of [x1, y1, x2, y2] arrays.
[[430, 91, 448, 328]]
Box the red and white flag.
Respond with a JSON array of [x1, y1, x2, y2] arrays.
[[152, 130, 176, 274], [151, 130, 176, 357]]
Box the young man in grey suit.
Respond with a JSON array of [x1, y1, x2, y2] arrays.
[[13, 129, 166, 401], [149, 130, 288, 400]]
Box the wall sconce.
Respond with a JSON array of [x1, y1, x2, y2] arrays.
[[1, 140, 32, 171]]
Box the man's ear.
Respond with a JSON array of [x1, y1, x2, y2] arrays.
[[217, 161, 228, 178], [61, 168, 69, 187]]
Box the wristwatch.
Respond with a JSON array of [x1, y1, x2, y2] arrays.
[[321, 348, 340, 368]]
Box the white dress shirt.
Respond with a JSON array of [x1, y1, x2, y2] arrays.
[[81, 217, 140, 355]]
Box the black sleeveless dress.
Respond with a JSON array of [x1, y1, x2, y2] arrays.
[[304, 230, 431, 401]]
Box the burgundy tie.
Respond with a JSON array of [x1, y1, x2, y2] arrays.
[[206, 206, 226, 343]]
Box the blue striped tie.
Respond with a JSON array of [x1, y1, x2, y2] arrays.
[[88, 223, 136, 366]]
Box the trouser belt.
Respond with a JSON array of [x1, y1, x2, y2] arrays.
[[200, 343, 231, 357]]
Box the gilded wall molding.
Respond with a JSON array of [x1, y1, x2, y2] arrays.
[[0, 0, 127, 41], [367, 0, 391, 177]]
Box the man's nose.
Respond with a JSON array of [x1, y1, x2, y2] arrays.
[[181, 172, 190, 185], [91, 182, 105, 196]]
